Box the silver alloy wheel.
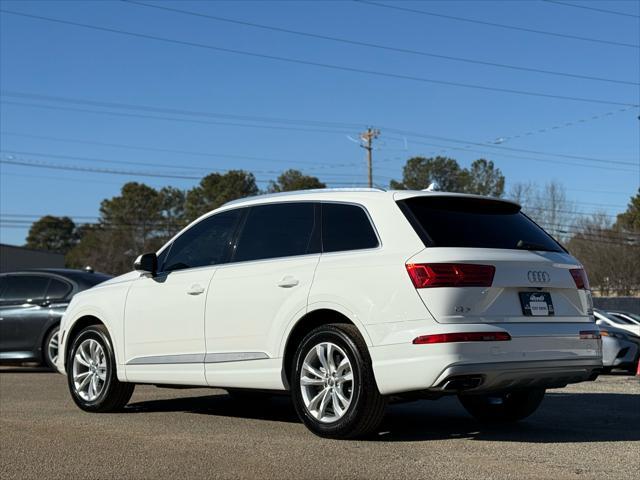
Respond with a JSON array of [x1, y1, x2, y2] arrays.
[[300, 342, 354, 423], [47, 330, 59, 366], [72, 338, 107, 402]]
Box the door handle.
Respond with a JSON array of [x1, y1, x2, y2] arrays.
[[187, 284, 205, 295], [277, 276, 299, 288]]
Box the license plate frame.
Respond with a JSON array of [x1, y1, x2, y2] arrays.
[[519, 291, 555, 316]]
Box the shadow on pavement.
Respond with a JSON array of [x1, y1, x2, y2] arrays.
[[126, 389, 640, 443], [127, 392, 300, 423], [0, 365, 54, 373]]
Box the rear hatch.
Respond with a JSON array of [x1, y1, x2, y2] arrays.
[[397, 194, 592, 324]]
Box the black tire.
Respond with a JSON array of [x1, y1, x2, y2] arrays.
[[66, 324, 134, 412], [291, 323, 386, 439], [42, 325, 60, 370], [458, 388, 546, 423], [601, 367, 613, 374]]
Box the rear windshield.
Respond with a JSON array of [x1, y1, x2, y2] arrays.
[[398, 196, 564, 252]]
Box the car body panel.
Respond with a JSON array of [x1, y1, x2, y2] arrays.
[[123, 267, 216, 386]]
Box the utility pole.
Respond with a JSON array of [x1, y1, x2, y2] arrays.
[[360, 127, 380, 188]]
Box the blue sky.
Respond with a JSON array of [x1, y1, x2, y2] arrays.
[[1, 0, 639, 246]]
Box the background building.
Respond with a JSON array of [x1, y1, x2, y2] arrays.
[[0, 243, 65, 273]]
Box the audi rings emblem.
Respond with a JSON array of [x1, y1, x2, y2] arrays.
[[528, 270, 550, 283]]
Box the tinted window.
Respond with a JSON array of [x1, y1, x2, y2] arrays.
[[0, 276, 50, 304], [163, 209, 242, 272], [398, 197, 563, 252], [46, 279, 72, 300], [322, 203, 379, 253], [233, 203, 318, 262]]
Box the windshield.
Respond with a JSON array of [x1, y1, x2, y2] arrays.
[[397, 196, 564, 252]]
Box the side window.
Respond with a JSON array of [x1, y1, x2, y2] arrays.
[[0, 276, 50, 305], [46, 279, 72, 301], [233, 203, 318, 262], [163, 209, 243, 272], [322, 203, 379, 253]]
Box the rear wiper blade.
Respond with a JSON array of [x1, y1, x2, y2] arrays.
[[516, 240, 554, 251]]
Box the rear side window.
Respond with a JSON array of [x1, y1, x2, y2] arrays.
[[0, 275, 50, 304], [233, 203, 318, 262], [322, 203, 379, 253], [46, 279, 72, 300], [163, 209, 243, 272], [398, 196, 563, 252]]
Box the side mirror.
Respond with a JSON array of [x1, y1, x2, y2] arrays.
[[134, 253, 158, 276]]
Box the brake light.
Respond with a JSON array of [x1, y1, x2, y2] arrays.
[[579, 330, 601, 340], [570, 268, 590, 290], [405, 263, 495, 288], [413, 332, 511, 344]]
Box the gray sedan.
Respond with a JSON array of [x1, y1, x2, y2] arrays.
[[0, 269, 111, 369]]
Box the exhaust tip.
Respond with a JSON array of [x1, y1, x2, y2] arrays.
[[439, 375, 484, 391]]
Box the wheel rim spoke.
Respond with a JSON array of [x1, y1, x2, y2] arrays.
[[300, 376, 324, 386], [300, 341, 354, 423], [302, 362, 323, 379], [315, 345, 329, 373], [75, 352, 90, 367]]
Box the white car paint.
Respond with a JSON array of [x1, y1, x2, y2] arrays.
[[594, 310, 640, 338], [57, 189, 601, 395]]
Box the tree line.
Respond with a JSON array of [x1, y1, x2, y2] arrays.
[[24, 157, 640, 295]]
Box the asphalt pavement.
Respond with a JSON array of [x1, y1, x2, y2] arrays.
[[1, 367, 638, 479]]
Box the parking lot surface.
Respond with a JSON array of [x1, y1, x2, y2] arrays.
[[1, 367, 638, 479]]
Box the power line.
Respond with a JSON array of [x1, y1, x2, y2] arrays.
[[0, 100, 357, 137], [0, 131, 364, 170], [354, 0, 640, 49], [0, 157, 374, 186], [0, 91, 361, 131], [123, 0, 638, 86], [467, 106, 638, 145], [402, 139, 638, 171], [1, 9, 637, 107], [542, 0, 640, 19], [0, 131, 321, 167], [386, 128, 639, 165], [0, 149, 372, 179], [3, 93, 636, 166]]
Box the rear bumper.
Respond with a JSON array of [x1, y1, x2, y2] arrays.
[[429, 358, 602, 393], [368, 321, 602, 395]]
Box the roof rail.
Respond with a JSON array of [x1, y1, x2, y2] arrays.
[[222, 187, 386, 207]]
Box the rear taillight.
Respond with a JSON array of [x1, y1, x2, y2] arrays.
[[570, 268, 590, 290], [413, 332, 511, 344], [579, 330, 601, 340], [405, 263, 495, 288]]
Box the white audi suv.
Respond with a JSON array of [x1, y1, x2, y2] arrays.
[[57, 189, 602, 438]]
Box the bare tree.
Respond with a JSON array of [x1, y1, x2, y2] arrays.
[[567, 213, 640, 296], [509, 181, 576, 242]]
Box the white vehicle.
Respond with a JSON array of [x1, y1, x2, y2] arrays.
[[594, 309, 640, 337], [598, 324, 639, 373], [57, 189, 602, 438]]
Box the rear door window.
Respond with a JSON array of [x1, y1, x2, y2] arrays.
[[46, 279, 72, 301], [0, 275, 50, 305], [233, 202, 318, 262], [321, 203, 379, 253], [398, 196, 563, 252]]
